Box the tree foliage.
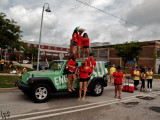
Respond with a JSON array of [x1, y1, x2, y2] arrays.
[[0, 12, 22, 49], [114, 41, 147, 68]]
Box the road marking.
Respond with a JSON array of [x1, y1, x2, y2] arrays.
[[20, 92, 160, 120], [5, 91, 160, 118], [0, 91, 159, 120], [5, 93, 148, 119]]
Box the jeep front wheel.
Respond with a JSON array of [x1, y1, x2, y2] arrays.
[[31, 83, 50, 103], [91, 81, 104, 96]]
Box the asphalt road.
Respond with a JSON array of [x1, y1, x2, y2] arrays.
[[0, 80, 160, 120]]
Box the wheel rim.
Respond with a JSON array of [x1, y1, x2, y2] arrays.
[[35, 87, 48, 100], [94, 84, 102, 94]]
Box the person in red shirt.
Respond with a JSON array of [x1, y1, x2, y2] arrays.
[[113, 66, 123, 99], [72, 29, 78, 57], [77, 61, 93, 100], [86, 53, 96, 86], [77, 29, 84, 60], [82, 33, 90, 59], [66, 55, 76, 92], [131, 67, 135, 80]]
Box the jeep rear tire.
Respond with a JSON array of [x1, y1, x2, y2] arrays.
[[91, 81, 104, 96], [31, 83, 50, 103]]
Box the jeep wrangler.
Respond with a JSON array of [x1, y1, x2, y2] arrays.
[[16, 60, 107, 103]]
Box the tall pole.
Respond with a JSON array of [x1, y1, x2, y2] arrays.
[[37, 6, 44, 71]]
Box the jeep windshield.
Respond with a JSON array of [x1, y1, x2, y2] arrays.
[[49, 61, 64, 70]]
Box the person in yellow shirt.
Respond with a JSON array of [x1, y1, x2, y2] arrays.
[[110, 64, 116, 83], [0, 59, 4, 71], [22, 68, 27, 74], [134, 66, 140, 90], [140, 68, 146, 92], [146, 68, 153, 92]]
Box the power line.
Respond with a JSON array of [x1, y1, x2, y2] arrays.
[[76, 0, 159, 34]]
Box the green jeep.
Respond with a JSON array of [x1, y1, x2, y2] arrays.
[[16, 60, 107, 103]]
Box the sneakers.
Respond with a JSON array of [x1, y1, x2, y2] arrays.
[[147, 88, 152, 92]]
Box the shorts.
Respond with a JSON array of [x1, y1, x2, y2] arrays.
[[68, 71, 75, 74], [134, 80, 139, 86], [87, 77, 90, 81], [72, 42, 77, 46], [114, 83, 122, 85], [83, 46, 89, 48], [79, 78, 88, 82]]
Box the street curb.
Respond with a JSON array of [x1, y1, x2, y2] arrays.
[[0, 87, 19, 91]]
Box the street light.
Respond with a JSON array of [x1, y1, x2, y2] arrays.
[[37, 3, 51, 71]]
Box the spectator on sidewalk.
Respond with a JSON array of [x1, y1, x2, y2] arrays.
[[22, 68, 27, 74], [110, 64, 116, 83], [146, 68, 153, 92], [0, 58, 5, 71], [131, 67, 135, 80], [133, 66, 140, 90], [140, 68, 146, 92]]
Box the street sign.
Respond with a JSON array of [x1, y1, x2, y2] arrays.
[[127, 61, 136, 64]]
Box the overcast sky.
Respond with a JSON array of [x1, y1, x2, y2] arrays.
[[0, 0, 160, 45]]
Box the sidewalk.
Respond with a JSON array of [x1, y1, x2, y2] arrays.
[[0, 87, 18, 91], [0, 73, 17, 76]]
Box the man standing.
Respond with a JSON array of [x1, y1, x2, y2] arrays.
[[110, 64, 116, 83], [86, 53, 96, 86], [133, 66, 140, 90]]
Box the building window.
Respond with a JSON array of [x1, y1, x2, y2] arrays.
[[99, 49, 108, 57], [157, 49, 160, 58], [92, 50, 98, 57], [61, 48, 63, 51], [27, 43, 30, 47], [41, 45, 44, 48], [54, 47, 57, 50], [34, 44, 37, 47], [48, 46, 51, 49]]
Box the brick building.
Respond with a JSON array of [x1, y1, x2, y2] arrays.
[[0, 41, 70, 61], [91, 40, 160, 73]]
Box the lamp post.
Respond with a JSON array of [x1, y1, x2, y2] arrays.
[[37, 3, 51, 71]]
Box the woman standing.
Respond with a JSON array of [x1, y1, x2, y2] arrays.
[[113, 66, 123, 99], [72, 29, 78, 57], [82, 33, 90, 60], [140, 68, 146, 92], [146, 68, 153, 92], [66, 55, 76, 92], [77, 61, 93, 100]]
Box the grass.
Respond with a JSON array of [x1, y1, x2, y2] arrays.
[[0, 76, 21, 88]]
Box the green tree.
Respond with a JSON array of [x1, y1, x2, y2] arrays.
[[0, 12, 22, 53], [114, 41, 147, 68], [22, 46, 38, 62]]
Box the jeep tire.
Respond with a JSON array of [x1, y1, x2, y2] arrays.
[[91, 81, 104, 96], [31, 83, 51, 103]]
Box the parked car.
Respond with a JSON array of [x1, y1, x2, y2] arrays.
[[33, 62, 49, 70], [19, 60, 31, 64], [16, 60, 108, 103]]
